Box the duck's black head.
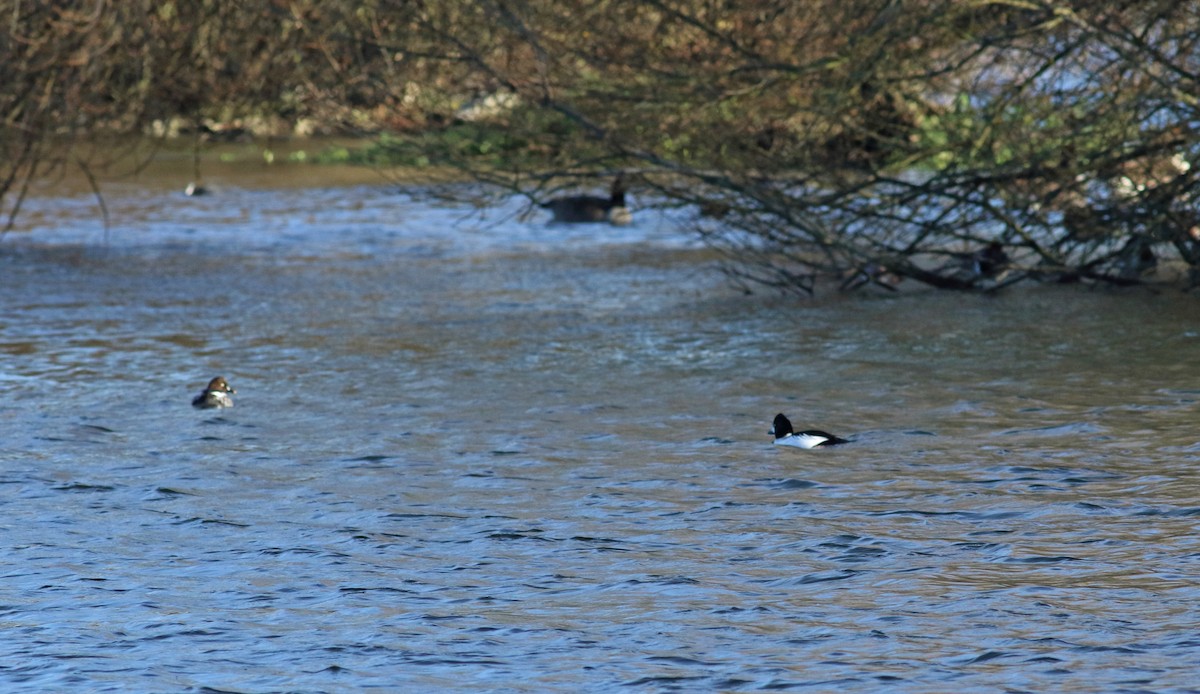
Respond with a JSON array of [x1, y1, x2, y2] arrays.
[[769, 413, 793, 438], [610, 174, 627, 207]]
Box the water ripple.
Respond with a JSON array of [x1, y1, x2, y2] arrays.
[[4, 184, 1200, 692]]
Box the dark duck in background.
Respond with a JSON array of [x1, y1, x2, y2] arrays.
[[541, 174, 631, 225]]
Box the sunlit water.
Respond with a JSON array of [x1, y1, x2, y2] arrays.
[[3, 175, 1200, 692]]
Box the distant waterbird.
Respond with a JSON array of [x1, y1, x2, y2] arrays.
[[193, 376, 235, 409], [769, 413, 849, 449], [540, 175, 630, 225]]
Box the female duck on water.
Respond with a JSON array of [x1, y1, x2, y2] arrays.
[[540, 174, 631, 225], [193, 376, 236, 409], [769, 413, 848, 448]]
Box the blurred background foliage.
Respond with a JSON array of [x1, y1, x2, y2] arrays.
[[3, 1, 1198, 291]]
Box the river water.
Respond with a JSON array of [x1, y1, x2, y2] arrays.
[[2, 169, 1200, 692]]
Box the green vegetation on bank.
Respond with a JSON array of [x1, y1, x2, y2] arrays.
[[315, 110, 608, 171]]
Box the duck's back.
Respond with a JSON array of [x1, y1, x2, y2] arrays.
[[542, 195, 612, 223]]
